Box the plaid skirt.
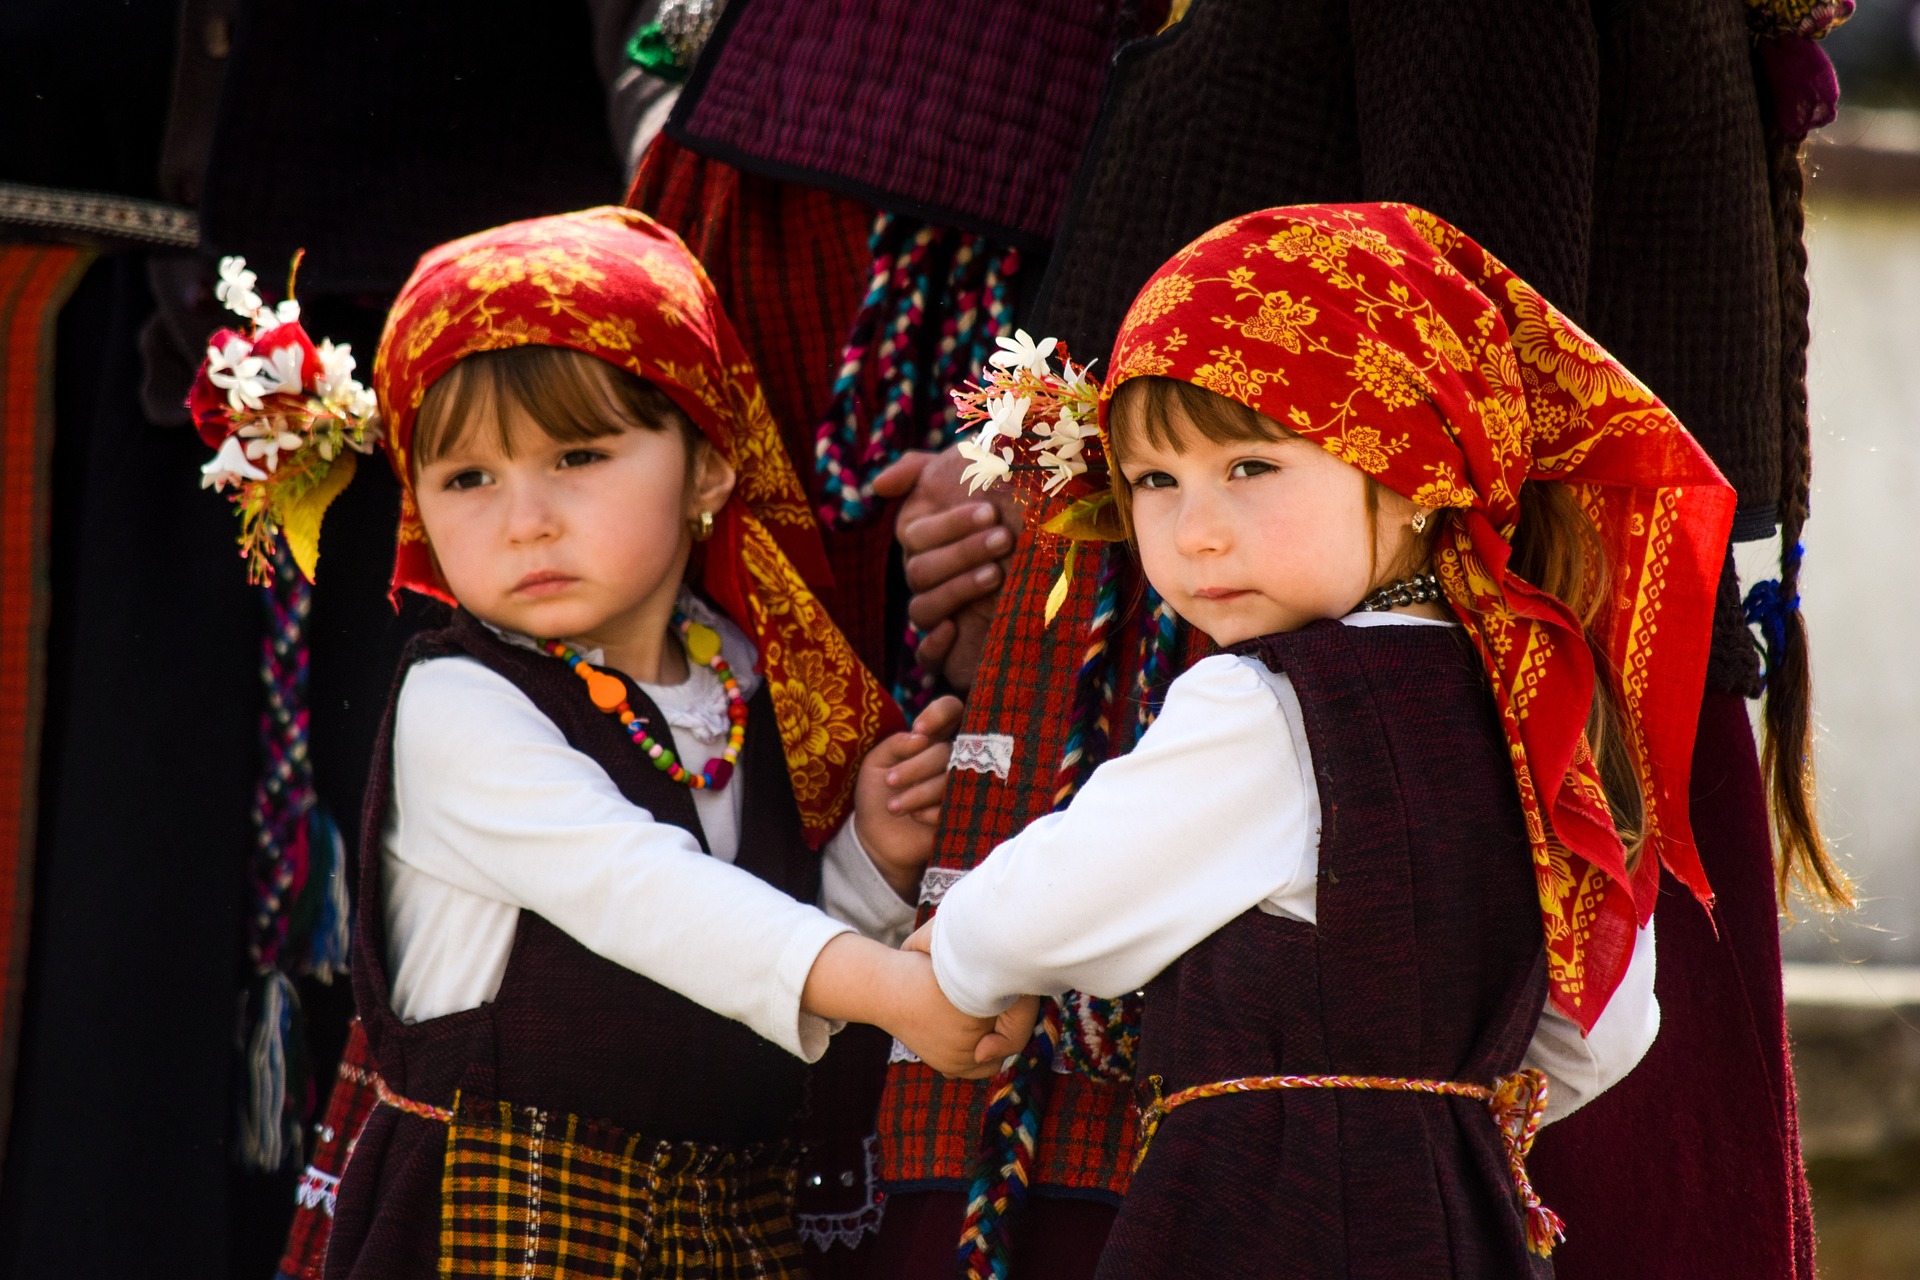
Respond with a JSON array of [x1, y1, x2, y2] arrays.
[[438, 1093, 805, 1280]]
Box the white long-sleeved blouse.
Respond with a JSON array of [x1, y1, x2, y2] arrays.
[[930, 614, 1658, 1123], [381, 602, 916, 1061]]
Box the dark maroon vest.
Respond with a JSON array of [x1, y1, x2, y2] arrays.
[[326, 610, 820, 1279], [1097, 621, 1551, 1280]]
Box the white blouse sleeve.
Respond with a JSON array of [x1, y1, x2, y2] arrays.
[[818, 818, 918, 948], [389, 656, 852, 1061], [929, 654, 1319, 1018], [1525, 918, 1660, 1123]]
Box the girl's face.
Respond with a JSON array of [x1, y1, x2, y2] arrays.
[[1116, 405, 1421, 645], [414, 391, 734, 651]]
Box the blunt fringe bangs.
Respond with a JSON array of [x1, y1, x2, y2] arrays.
[[1107, 376, 1293, 460], [412, 345, 693, 471]]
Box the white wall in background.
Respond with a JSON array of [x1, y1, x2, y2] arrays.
[[1746, 199, 1920, 963]]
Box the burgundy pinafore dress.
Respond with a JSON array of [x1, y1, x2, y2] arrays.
[[1097, 620, 1553, 1280], [325, 611, 830, 1280]]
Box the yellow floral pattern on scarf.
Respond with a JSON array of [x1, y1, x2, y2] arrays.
[[1102, 204, 1737, 1030], [375, 206, 901, 846]]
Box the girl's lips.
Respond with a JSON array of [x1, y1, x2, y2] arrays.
[[512, 571, 578, 596], [1191, 587, 1251, 601]]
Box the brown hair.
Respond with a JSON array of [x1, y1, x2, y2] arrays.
[[1107, 376, 1648, 866], [412, 344, 696, 471], [1758, 130, 1851, 909]]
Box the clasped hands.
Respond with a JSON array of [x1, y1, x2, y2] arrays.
[[813, 625, 1036, 1077]]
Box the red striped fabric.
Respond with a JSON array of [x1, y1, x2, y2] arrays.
[[0, 242, 93, 1172], [628, 137, 897, 675]]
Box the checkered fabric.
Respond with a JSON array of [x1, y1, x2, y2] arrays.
[[275, 1019, 378, 1280], [876, 517, 1158, 1198], [439, 1094, 804, 1280], [627, 138, 896, 676]]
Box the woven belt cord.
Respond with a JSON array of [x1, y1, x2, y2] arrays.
[[1136, 1067, 1565, 1257], [373, 1075, 453, 1124]]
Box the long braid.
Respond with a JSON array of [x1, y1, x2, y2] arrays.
[[1748, 128, 1852, 908]]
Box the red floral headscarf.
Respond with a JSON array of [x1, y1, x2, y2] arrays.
[[374, 206, 902, 845], [1104, 205, 1736, 1030]]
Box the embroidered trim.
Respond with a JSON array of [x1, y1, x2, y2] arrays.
[[295, 1166, 340, 1217], [949, 733, 1014, 779], [0, 182, 200, 247], [795, 1134, 888, 1251], [918, 866, 967, 907]]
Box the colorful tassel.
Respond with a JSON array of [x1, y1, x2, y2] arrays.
[[816, 215, 1021, 533], [239, 537, 350, 1172]]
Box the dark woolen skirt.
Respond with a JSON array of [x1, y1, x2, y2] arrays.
[[1529, 692, 1815, 1278]]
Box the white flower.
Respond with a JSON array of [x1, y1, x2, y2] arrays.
[[239, 417, 305, 473], [956, 435, 1014, 494], [1035, 449, 1088, 494], [253, 298, 301, 332], [216, 257, 263, 319], [200, 434, 268, 489], [258, 344, 307, 396], [989, 328, 1058, 376], [346, 385, 378, 423], [1060, 356, 1098, 396], [982, 392, 1030, 445], [314, 340, 357, 398], [207, 335, 271, 413]]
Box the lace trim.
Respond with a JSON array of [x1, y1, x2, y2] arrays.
[[949, 733, 1014, 779], [794, 1134, 887, 1251]]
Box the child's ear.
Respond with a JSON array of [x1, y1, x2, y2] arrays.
[[688, 438, 737, 520]]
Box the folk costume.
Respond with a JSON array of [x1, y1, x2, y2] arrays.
[[927, 205, 1736, 1278], [324, 207, 909, 1280], [1027, 6, 1850, 1275], [622, 7, 1167, 1267]]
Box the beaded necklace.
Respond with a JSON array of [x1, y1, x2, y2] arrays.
[[544, 613, 746, 790], [1356, 573, 1444, 612]]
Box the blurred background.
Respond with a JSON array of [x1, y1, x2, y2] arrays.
[[1753, 1, 1920, 1274]]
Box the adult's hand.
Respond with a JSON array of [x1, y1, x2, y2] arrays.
[[873, 447, 1021, 692]]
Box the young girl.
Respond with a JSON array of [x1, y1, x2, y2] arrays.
[[915, 204, 1736, 1277], [325, 207, 1020, 1280]]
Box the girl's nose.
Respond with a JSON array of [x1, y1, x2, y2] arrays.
[[503, 479, 561, 544], [1173, 487, 1230, 557]]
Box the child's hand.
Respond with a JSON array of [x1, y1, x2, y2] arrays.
[[800, 933, 1003, 1079], [903, 921, 1042, 1066], [853, 696, 964, 900]]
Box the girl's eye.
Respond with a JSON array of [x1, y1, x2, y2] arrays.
[[558, 449, 608, 470], [444, 469, 491, 491], [1229, 459, 1277, 480], [1132, 470, 1177, 491]]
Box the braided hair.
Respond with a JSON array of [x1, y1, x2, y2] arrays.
[[1755, 123, 1852, 908]]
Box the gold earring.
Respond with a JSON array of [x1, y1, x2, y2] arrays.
[[692, 510, 714, 541], [1411, 509, 1429, 534]]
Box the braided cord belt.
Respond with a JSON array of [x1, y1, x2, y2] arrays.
[[373, 1074, 454, 1123], [1137, 1067, 1565, 1257]]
